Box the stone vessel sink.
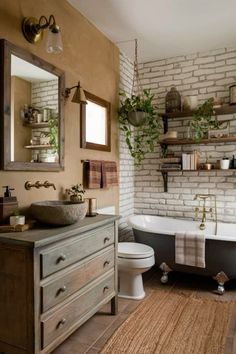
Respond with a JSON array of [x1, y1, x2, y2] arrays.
[[30, 201, 87, 226]]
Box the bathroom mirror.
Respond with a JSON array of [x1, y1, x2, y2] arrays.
[[0, 39, 65, 171], [80, 91, 111, 151]]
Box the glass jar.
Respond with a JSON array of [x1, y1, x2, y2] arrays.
[[165, 87, 181, 113]]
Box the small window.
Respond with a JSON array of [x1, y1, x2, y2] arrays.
[[80, 91, 111, 151]]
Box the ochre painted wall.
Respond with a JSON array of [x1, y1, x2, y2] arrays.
[[0, 0, 120, 211]]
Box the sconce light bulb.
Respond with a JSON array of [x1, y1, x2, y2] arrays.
[[46, 26, 63, 54]]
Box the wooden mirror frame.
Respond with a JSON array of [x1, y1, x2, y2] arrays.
[[0, 39, 65, 171], [80, 91, 111, 151]]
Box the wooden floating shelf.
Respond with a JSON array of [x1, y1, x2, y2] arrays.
[[161, 105, 236, 119], [160, 136, 236, 145], [23, 122, 49, 128], [24, 145, 53, 150], [159, 167, 236, 192]]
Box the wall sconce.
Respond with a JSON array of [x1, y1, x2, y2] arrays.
[[65, 82, 87, 104], [22, 15, 63, 54]]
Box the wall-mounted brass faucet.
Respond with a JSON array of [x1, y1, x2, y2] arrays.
[[25, 181, 56, 190], [194, 194, 217, 235]]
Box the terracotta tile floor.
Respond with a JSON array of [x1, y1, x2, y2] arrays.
[[53, 268, 236, 354]]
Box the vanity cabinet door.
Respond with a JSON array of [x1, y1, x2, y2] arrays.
[[0, 244, 31, 350]]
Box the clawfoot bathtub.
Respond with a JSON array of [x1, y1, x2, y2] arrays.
[[127, 215, 236, 294]]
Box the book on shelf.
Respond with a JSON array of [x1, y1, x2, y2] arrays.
[[182, 151, 199, 170]]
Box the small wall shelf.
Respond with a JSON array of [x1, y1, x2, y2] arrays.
[[23, 122, 49, 128], [24, 145, 53, 150]]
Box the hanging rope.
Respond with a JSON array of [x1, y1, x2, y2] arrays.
[[131, 39, 143, 96]]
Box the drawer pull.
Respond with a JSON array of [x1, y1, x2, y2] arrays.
[[103, 286, 109, 293], [57, 318, 66, 328], [57, 254, 66, 263], [103, 260, 110, 267], [56, 285, 67, 296], [104, 237, 110, 244]]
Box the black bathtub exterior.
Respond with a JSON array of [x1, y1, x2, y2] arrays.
[[133, 229, 236, 279]]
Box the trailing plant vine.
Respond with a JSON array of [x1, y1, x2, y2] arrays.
[[118, 89, 161, 165], [47, 116, 58, 153], [189, 98, 227, 141]]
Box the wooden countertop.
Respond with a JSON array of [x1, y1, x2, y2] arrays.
[[0, 214, 120, 248]]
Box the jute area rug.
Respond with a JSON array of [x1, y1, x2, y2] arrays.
[[100, 287, 234, 354]]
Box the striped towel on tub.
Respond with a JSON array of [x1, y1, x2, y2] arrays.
[[175, 232, 206, 268]]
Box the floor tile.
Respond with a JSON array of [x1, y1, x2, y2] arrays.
[[53, 267, 236, 354]]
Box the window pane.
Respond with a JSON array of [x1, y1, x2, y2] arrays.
[[85, 100, 107, 145]]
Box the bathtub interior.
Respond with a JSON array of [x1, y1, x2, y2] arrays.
[[127, 214, 236, 241]]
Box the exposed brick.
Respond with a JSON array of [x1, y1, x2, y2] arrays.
[[194, 57, 215, 65], [120, 48, 236, 225]]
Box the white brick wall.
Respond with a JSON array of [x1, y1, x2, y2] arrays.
[[31, 80, 58, 161], [134, 48, 236, 222], [31, 80, 58, 111], [133, 46, 236, 222], [119, 52, 135, 241]]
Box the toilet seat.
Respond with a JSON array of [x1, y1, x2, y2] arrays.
[[118, 242, 154, 259]]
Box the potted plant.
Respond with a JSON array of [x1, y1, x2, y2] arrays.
[[66, 184, 85, 202], [189, 98, 229, 141], [42, 115, 59, 163], [118, 89, 161, 165]]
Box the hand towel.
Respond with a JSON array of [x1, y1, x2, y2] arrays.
[[87, 160, 102, 189], [101, 161, 118, 188], [175, 232, 206, 268]]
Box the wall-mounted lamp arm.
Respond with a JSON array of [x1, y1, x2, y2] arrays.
[[65, 85, 79, 98], [64, 82, 87, 104], [22, 14, 62, 53]]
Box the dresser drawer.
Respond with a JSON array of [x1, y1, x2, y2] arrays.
[[0, 341, 26, 354], [41, 272, 114, 349], [41, 246, 114, 312], [40, 225, 114, 278]]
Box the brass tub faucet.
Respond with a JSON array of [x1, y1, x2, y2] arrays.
[[194, 194, 217, 235]]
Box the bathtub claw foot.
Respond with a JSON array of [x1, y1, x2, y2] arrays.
[[213, 271, 229, 296], [160, 262, 173, 284]]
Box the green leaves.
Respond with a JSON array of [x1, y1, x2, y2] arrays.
[[118, 89, 161, 165], [189, 98, 221, 141], [48, 116, 58, 153]]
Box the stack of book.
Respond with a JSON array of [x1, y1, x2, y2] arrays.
[[159, 157, 182, 170], [160, 163, 182, 170], [182, 151, 199, 170]]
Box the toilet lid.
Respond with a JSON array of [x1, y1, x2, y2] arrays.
[[118, 242, 154, 259]]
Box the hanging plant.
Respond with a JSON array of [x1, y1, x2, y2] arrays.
[[118, 89, 161, 165], [118, 39, 161, 165]]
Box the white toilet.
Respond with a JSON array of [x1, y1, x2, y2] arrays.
[[118, 242, 155, 300]]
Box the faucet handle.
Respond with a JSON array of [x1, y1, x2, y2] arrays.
[[44, 180, 50, 188], [194, 207, 199, 220], [209, 207, 213, 218], [35, 181, 41, 189]]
